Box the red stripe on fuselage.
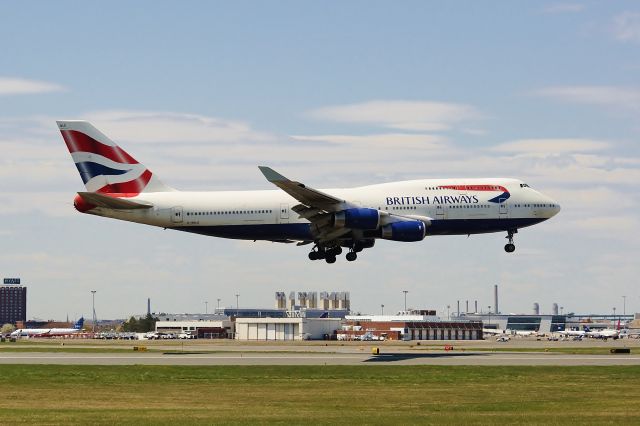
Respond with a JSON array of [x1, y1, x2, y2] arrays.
[[439, 184, 508, 192], [96, 169, 152, 195], [61, 130, 139, 164]]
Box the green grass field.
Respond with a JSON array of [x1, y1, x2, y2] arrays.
[[0, 365, 638, 425]]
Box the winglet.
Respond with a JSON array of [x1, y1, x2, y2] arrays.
[[258, 166, 289, 183]]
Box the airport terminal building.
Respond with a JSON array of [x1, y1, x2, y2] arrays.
[[457, 313, 566, 334]]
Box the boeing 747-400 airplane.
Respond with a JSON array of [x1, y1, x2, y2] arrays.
[[58, 121, 560, 263]]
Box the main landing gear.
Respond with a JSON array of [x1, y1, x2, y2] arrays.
[[504, 229, 517, 253], [308, 245, 342, 263], [308, 243, 363, 263]]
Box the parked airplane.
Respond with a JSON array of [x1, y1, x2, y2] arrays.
[[58, 121, 561, 263], [513, 330, 537, 337], [10, 318, 84, 338], [558, 329, 585, 337], [586, 329, 620, 339], [482, 328, 507, 336]]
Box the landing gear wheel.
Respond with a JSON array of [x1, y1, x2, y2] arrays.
[[504, 229, 517, 253], [346, 252, 357, 262], [325, 255, 337, 264], [327, 246, 342, 256], [308, 246, 326, 261]]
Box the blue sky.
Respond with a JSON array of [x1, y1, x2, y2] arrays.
[[1, 1, 639, 320]]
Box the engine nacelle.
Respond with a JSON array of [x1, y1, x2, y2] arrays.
[[333, 208, 380, 230], [381, 221, 426, 242]]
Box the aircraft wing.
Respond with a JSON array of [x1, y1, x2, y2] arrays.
[[258, 166, 356, 212], [259, 166, 356, 241], [77, 192, 153, 210]]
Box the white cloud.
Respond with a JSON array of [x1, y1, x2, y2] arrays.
[[532, 86, 640, 110], [79, 110, 276, 144], [492, 138, 609, 154], [542, 3, 584, 14], [572, 215, 639, 236], [612, 11, 640, 43], [307, 100, 480, 132], [290, 133, 447, 149], [0, 77, 65, 95]]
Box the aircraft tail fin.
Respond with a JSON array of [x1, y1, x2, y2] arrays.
[[57, 121, 173, 195], [74, 317, 84, 330]]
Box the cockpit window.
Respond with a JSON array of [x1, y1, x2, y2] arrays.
[[519, 183, 530, 188]]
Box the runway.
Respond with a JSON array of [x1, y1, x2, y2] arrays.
[[1, 350, 639, 366]]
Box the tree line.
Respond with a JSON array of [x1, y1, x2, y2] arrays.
[[121, 313, 158, 332]]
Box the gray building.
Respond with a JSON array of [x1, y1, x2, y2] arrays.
[[0, 279, 26, 325], [456, 313, 566, 334]]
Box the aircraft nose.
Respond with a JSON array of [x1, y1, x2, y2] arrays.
[[548, 198, 561, 216]]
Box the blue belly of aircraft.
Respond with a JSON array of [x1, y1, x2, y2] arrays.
[[171, 218, 546, 241]]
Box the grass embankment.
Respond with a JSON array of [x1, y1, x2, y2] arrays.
[[0, 365, 638, 425]]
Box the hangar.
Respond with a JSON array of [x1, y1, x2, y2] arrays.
[[235, 317, 341, 341]]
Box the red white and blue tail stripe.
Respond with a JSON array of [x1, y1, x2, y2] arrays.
[[57, 121, 172, 195]]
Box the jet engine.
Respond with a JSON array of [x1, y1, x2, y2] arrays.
[[333, 208, 380, 230], [381, 221, 426, 242]]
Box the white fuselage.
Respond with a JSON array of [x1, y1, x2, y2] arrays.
[[84, 177, 560, 241], [11, 328, 83, 338]]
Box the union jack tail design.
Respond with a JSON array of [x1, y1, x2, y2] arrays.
[[57, 121, 172, 195]]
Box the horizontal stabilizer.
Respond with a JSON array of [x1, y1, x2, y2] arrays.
[[77, 192, 153, 210]]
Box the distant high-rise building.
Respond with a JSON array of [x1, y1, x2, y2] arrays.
[[0, 279, 27, 325]]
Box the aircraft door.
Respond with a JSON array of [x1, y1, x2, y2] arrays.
[[435, 205, 445, 220], [171, 206, 183, 223], [279, 203, 289, 223], [498, 199, 507, 218]]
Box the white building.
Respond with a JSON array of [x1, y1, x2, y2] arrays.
[[155, 319, 233, 338], [235, 317, 341, 341]]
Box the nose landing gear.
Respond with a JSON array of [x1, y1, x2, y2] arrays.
[[504, 229, 517, 253]]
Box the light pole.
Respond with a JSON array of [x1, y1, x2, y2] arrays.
[[560, 306, 564, 315], [235, 294, 240, 317], [487, 306, 491, 329], [217, 298, 221, 313], [447, 305, 450, 321], [622, 296, 626, 317], [90, 290, 97, 333], [205, 301, 208, 314], [403, 290, 408, 311], [381, 304, 384, 315]]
